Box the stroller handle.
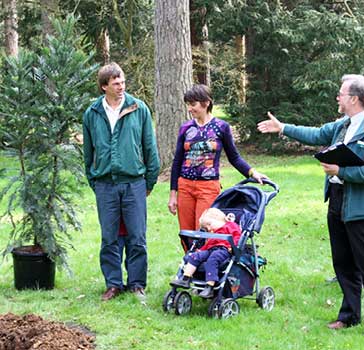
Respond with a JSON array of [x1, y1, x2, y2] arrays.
[[238, 177, 279, 193], [179, 230, 238, 255], [179, 230, 234, 243]]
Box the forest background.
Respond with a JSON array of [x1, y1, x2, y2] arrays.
[[3, 0, 364, 163]]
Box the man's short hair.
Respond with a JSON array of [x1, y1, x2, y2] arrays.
[[342, 74, 364, 107], [97, 62, 124, 93]]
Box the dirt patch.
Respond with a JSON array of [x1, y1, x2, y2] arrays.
[[0, 313, 95, 350]]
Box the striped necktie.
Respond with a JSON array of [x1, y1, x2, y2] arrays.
[[329, 118, 351, 183], [337, 118, 351, 143]]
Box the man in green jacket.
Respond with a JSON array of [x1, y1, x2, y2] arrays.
[[258, 74, 364, 330], [83, 62, 160, 301]]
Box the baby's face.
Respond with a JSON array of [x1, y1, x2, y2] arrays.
[[206, 219, 224, 231], [200, 215, 225, 231]]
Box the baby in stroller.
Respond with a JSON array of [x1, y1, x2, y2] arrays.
[[164, 179, 279, 318], [170, 208, 241, 298]]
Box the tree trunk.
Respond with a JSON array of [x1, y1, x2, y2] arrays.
[[3, 0, 18, 57], [97, 28, 110, 65], [235, 35, 246, 104], [112, 0, 134, 51], [245, 27, 255, 75], [40, 0, 59, 43], [190, 0, 210, 86], [154, 0, 193, 170]]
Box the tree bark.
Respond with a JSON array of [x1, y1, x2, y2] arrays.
[[97, 28, 110, 65], [3, 0, 18, 57], [40, 0, 59, 43], [154, 0, 193, 170], [112, 0, 134, 51], [235, 35, 246, 104]]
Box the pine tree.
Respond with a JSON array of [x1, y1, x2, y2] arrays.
[[0, 15, 99, 271]]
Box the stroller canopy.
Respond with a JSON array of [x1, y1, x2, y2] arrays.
[[212, 182, 276, 233]]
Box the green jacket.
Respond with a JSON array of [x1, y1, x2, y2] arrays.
[[83, 93, 160, 191], [284, 116, 364, 222]]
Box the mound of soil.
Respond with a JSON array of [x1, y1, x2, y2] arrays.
[[0, 313, 95, 350]]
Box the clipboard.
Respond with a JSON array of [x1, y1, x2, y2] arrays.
[[314, 142, 364, 166]]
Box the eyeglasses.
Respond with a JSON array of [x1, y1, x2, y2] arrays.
[[337, 92, 352, 97]]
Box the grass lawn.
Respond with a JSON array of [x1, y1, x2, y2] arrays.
[[0, 152, 362, 349]]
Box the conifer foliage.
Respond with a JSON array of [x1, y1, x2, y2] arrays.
[[0, 15, 98, 270]]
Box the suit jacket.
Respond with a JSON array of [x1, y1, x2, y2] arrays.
[[283, 115, 364, 222]]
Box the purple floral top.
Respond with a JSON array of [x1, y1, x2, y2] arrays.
[[170, 117, 252, 190]]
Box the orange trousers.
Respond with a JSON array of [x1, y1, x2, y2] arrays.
[[177, 177, 221, 250]]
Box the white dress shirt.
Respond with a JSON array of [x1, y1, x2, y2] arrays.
[[102, 96, 125, 133], [343, 112, 364, 144], [331, 111, 364, 184]]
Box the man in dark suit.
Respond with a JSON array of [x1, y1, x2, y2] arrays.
[[258, 74, 364, 329]]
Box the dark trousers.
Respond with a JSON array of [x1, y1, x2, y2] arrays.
[[327, 184, 364, 325], [187, 248, 231, 282], [95, 179, 147, 290]]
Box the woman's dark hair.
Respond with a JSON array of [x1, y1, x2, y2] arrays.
[[184, 84, 213, 113]]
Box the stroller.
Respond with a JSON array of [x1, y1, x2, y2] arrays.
[[162, 178, 279, 319]]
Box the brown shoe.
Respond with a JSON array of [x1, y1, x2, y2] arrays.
[[327, 320, 347, 330], [101, 287, 122, 301]]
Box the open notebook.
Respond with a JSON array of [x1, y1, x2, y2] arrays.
[[314, 142, 364, 167]]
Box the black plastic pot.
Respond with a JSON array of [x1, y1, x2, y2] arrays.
[[12, 246, 55, 290]]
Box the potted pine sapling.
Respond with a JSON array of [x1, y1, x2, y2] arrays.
[[0, 15, 98, 289]]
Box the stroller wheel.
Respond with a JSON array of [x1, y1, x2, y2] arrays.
[[162, 290, 176, 312], [208, 297, 220, 319], [218, 298, 240, 319], [174, 291, 192, 315], [257, 286, 275, 311]]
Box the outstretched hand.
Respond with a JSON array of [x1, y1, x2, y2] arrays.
[[257, 112, 283, 134]]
